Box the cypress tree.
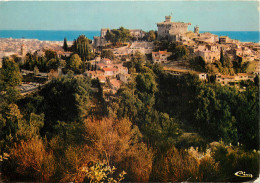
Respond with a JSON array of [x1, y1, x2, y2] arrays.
[[220, 48, 224, 65], [63, 38, 68, 51]]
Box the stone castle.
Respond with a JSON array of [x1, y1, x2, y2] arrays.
[[157, 15, 191, 41]]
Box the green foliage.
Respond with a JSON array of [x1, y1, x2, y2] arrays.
[[153, 40, 169, 51], [39, 75, 91, 134], [71, 35, 94, 61], [147, 30, 156, 41], [0, 57, 22, 89], [192, 85, 238, 143], [82, 161, 126, 183], [1, 38, 258, 182], [105, 27, 132, 45], [101, 50, 114, 60], [254, 75, 259, 86], [67, 53, 82, 73], [136, 72, 158, 94], [63, 37, 68, 51], [215, 51, 234, 75], [45, 49, 57, 61], [153, 41, 189, 60], [189, 56, 206, 72], [235, 86, 259, 149], [0, 103, 23, 150], [172, 45, 190, 60], [212, 143, 259, 182], [154, 69, 259, 148], [141, 112, 182, 151], [115, 64, 182, 152], [46, 58, 59, 71], [53, 121, 85, 146], [22, 50, 58, 72], [17, 113, 44, 140]]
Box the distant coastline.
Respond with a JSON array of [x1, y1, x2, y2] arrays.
[[0, 30, 100, 41], [0, 30, 259, 43], [200, 31, 260, 43]]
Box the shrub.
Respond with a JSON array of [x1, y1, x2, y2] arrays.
[[10, 138, 56, 182]]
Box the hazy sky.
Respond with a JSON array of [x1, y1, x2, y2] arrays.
[[0, 0, 259, 31]]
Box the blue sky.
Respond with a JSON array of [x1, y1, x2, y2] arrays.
[[0, 0, 259, 31]]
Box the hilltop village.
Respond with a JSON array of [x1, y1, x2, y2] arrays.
[[0, 15, 259, 182], [0, 15, 259, 95]]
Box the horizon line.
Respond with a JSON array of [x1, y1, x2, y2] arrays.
[[0, 29, 259, 32]]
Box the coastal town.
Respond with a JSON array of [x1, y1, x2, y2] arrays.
[[0, 15, 259, 95], [0, 3, 259, 181]]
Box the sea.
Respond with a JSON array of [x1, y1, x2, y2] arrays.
[[0, 30, 259, 43]]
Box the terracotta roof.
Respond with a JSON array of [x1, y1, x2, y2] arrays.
[[110, 79, 122, 88], [220, 75, 235, 79], [96, 63, 107, 67], [237, 73, 254, 77], [153, 50, 170, 55], [97, 76, 106, 81], [159, 51, 167, 54], [103, 67, 118, 72], [237, 73, 248, 76]]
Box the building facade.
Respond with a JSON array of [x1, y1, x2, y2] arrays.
[[152, 50, 171, 64], [157, 16, 191, 41]]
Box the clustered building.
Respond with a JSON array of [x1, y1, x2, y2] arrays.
[[152, 50, 171, 64], [1, 15, 259, 92], [85, 57, 130, 94], [0, 38, 72, 67]]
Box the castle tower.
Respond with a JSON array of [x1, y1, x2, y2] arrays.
[[194, 25, 199, 34], [165, 16, 172, 22], [157, 15, 191, 41]]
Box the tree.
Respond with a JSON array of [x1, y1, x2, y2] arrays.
[[136, 72, 158, 94], [236, 86, 259, 149], [46, 58, 59, 71], [45, 49, 57, 61], [70, 35, 93, 61], [172, 45, 189, 60], [147, 30, 156, 41], [220, 48, 224, 65], [17, 113, 44, 140], [101, 50, 114, 60], [132, 51, 146, 65], [189, 56, 206, 72], [0, 57, 22, 89], [63, 37, 68, 51], [68, 54, 82, 73], [83, 117, 153, 182], [105, 27, 131, 45], [254, 75, 259, 86], [58, 59, 67, 68], [39, 75, 91, 134], [105, 31, 116, 44], [118, 26, 132, 43], [10, 138, 56, 182]]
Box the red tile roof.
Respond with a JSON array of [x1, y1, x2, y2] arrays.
[[103, 67, 118, 72]]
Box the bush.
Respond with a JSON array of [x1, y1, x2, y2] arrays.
[[9, 138, 56, 182]]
